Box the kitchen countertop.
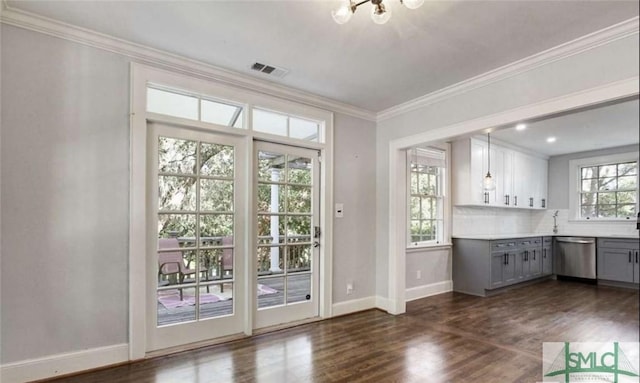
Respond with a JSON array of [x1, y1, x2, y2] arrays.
[[452, 233, 639, 240]]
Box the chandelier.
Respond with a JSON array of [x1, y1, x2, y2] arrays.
[[332, 0, 424, 25]]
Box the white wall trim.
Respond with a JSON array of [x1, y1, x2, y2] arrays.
[[387, 76, 639, 316], [405, 280, 453, 302], [377, 17, 639, 121], [375, 296, 391, 313], [0, 5, 376, 122], [0, 344, 129, 383], [331, 297, 377, 317]]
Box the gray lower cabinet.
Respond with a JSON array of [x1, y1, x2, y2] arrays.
[[597, 238, 639, 284], [454, 237, 550, 296], [518, 238, 543, 279], [542, 236, 553, 275]]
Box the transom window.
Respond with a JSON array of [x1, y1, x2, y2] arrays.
[[253, 108, 321, 142], [579, 161, 638, 219], [147, 86, 244, 128], [408, 147, 445, 246]]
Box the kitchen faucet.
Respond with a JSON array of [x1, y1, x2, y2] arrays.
[[552, 210, 559, 234]]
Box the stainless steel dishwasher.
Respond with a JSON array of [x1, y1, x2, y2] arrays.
[[554, 237, 596, 280]]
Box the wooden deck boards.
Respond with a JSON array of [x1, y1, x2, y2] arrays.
[[158, 273, 311, 326]]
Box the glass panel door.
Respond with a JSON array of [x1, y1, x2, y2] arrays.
[[147, 123, 246, 352], [254, 141, 320, 329]]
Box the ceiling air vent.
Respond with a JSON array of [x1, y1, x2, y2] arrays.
[[250, 62, 289, 78]]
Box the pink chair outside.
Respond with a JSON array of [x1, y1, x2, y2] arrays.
[[158, 238, 208, 300], [220, 236, 234, 292]]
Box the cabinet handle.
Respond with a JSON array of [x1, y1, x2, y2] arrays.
[[533, 249, 536, 260], [541, 199, 546, 208], [636, 251, 638, 264], [543, 248, 546, 258], [529, 197, 534, 207], [630, 251, 633, 263], [505, 195, 509, 205], [514, 196, 518, 206], [484, 192, 489, 204], [504, 253, 507, 265]]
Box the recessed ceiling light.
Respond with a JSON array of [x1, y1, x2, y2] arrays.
[[515, 123, 527, 131], [546, 137, 556, 143]]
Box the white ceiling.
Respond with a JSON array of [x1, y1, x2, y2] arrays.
[[490, 98, 639, 157], [7, 1, 639, 111]]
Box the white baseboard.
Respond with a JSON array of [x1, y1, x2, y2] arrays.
[[0, 343, 129, 383], [405, 280, 453, 302], [375, 296, 391, 312], [331, 296, 376, 317]]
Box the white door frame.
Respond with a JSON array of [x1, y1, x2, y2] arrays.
[[129, 63, 334, 359], [386, 77, 639, 315]]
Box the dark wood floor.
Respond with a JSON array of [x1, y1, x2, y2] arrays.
[[45, 280, 639, 383]]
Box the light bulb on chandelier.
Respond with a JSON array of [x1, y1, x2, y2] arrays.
[[371, 0, 392, 24], [332, 0, 423, 25]]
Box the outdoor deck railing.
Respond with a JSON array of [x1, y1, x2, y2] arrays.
[[158, 235, 312, 286]]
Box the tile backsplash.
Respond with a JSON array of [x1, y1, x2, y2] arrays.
[[531, 209, 639, 237], [453, 206, 639, 237], [452, 206, 535, 236]]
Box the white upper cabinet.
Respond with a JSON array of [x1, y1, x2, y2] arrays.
[[452, 137, 548, 209]]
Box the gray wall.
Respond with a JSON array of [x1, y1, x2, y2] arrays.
[[548, 144, 639, 209], [376, 34, 640, 297], [332, 113, 376, 303], [405, 248, 450, 289], [0, 25, 377, 363], [1, 25, 131, 362]]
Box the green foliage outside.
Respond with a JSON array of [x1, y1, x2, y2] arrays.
[[157, 137, 313, 276]]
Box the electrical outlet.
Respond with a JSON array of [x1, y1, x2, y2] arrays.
[[416, 270, 422, 279], [346, 282, 353, 295]]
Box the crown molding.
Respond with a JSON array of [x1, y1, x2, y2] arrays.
[[0, 5, 377, 122], [377, 16, 640, 122]]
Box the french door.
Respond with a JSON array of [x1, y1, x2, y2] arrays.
[[254, 141, 321, 329], [146, 123, 246, 351]]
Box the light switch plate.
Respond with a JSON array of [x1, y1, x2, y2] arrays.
[[335, 203, 344, 218]]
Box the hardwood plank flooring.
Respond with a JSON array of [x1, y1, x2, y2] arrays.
[[44, 280, 639, 383]]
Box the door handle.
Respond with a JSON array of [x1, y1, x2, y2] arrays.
[[313, 241, 320, 248]]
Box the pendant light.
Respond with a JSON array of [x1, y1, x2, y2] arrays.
[[483, 132, 496, 191]]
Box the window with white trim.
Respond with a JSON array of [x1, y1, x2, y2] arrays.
[[579, 160, 638, 219], [569, 152, 639, 221], [408, 147, 445, 246]]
